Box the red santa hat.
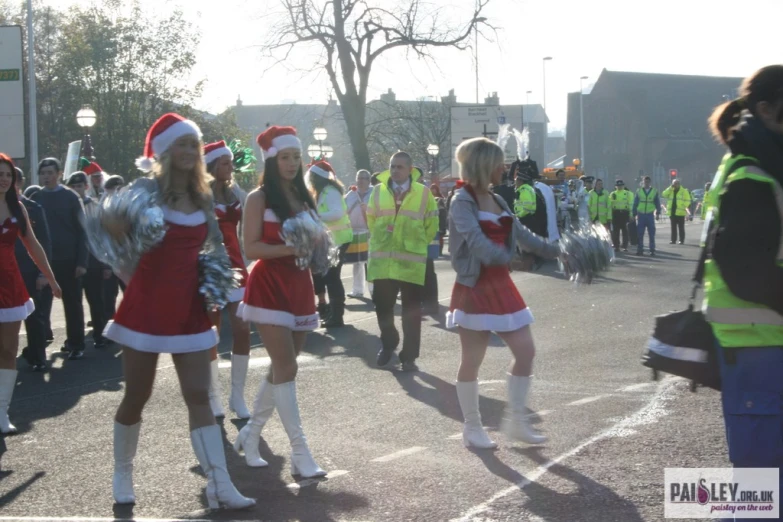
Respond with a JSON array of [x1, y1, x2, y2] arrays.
[[256, 126, 301, 159], [204, 140, 233, 165], [307, 160, 335, 179], [83, 162, 104, 176], [135, 113, 202, 171]]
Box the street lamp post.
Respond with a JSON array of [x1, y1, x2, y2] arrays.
[[426, 143, 440, 185], [526, 90, 532, 106], [579, 75, 588, 171], [474, 17, 487, 104], [542, 57, 552, 165], [542, 57, 552, 111], [76, 105, 97, 161], [309, 127, 329, 161]]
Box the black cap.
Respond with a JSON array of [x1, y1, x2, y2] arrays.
[[66, 172, 88, 186], [615, 179, 625, 186], [104, 175, 125, 191]]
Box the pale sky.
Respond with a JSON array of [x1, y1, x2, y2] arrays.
[[48, 0, 783, 130]]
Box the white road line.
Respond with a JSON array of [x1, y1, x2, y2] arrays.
[[371, 446, 427, 462], [450, 378, 677, 522], [217, 354, 318, 369], [287, 469, 349, 489], [478, 380, 505, 385], [0, 519, 214, 522], [618, 382, 654, 392], [566, 395, 609, 406], [525, 409, 554, 418]]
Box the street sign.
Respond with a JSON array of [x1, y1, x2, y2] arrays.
[[0, 27, 25, 159], [451, 105, 524, 165]]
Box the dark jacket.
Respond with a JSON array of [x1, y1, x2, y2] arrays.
[[711, 115, 783, 315], [30, 185, 88, 267], [14, 196, 52, 276]]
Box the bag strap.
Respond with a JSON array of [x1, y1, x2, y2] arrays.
[[690, 157, 759, 302]]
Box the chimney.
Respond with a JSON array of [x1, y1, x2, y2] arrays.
[[380, 88, 396, 103], [236, 95, 243, 107], [484, 92, 499, 106], [441, 88, 457, 105]]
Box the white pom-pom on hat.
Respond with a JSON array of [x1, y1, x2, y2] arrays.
[[135, 156, 155, 172]]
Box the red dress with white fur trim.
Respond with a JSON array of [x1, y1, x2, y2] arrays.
[[103, 206, 218, 352], [0, 217, 34, 322], [446, 211, 534, 332], [237, 209, 318, 331], [215, 201, 248, 303]]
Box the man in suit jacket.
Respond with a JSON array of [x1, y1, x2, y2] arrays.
[[14, 168, 52, 371]]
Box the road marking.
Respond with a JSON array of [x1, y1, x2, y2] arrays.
[[371, 446, 426, 462], [478, 380, 505, 385], [287, 469, 349, 489], [566, 395, 608, 406], [618, 383, 654, 392], [217, 354, 318, 369], [450, 378, 677, 522], [0, 518, 214, 522], [525, 409, 553, 418]]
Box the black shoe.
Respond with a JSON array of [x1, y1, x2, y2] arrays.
[[669, 241, 675, 244], [376, 348, 394, 367], [321, 316, 345, 328], [401, 361, 419, 372], [60, 344, 70, 353], [94, 340, 108, 350], [87, 320, 93, 327], [622, 248, 628, 252], [32, 362, 47, 372], [68, 349, 84, 360], [678, 240, 684, 245], [636, 250, 644, 256], [317, 302, 331, 321], [650, 251, 656, 257], [46, 330, 54, 342]]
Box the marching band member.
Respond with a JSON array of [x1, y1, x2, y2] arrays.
[[234, 126, 327, 478], [203, 140, 252, 418], [102, 113, 254, 509], [447, 138, 559, 448]]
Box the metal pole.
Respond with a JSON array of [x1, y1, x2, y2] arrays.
[[26, 0, 39, 184], [475, 25, 479, 104], [580, 78, 585, 171], [542, 60, 547, 112]]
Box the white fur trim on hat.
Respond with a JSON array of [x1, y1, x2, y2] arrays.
[[309, 165, 331, 179], [152, 119, 202, 157], [265, 135, 302, 158], [135, 157, 155, 172], [204, 146, 233, 165]]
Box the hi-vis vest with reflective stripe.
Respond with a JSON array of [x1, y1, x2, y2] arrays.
[[317, 186, 354, 245], [514, 184, 536, 218], [366, 171, 439, 285], [703, 158, 783, 348], [635, 187, 658, 214], [610, 189, 633, 211], [588, 190, 610, 223]]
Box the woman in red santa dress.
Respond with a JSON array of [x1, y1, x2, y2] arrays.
[[101, 114, 254, 509], [447, 137, 559, 450], [233, 126, 327, 478], [0, 153, 60, 434], [202, 140, 252, 419]]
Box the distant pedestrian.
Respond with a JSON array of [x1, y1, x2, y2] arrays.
[[633, 176, 661, 256], [662, 179, 691, 244]]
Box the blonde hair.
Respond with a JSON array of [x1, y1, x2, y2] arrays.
[[153, 136, 213, 213], [455, 137, 505, 191]]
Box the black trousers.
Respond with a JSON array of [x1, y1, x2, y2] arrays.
[[670, 216, 685, 243], [40, 260, 85, 350], [313, 244, 348, 312], [20, 271, 48, 364], [372, 279, 422, 363], [611, 211, 630, 249], [103, 274, 125, 320], [423, 258, 438, 313], [83, 267, 106, 342]]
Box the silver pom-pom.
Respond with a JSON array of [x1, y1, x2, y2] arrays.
[[558, 224, 615, 284], [198, 252, 243, 310], [84, 183, 167, 278], [280, 211, 339, 275]]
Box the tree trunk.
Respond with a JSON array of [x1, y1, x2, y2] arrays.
[[340, 92, 371, 171]]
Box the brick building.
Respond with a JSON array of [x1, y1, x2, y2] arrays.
[[566, 69, 742, 190]]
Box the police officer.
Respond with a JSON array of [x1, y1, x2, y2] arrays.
[[703, 66, 783, 518], [610, 179, 633, 252], [633, 176, 661, 256], [589, 178, 611, 230]]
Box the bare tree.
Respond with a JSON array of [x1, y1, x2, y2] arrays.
[[264, 0, 490, 170]]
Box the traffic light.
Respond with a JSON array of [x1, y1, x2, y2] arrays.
[[670, 169, 678, 178]]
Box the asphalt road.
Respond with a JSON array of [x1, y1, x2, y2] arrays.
[[0, 220, 731, 522]]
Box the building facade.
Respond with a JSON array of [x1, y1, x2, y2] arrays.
[[566, 69, 742, 190]]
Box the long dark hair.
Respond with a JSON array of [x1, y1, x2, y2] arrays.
[[259, 157, 316, 222], [206, 159, 238, 205], [307, 172, 344, 201], [0, 154, 27, 236], [709, 65, 783, 146]]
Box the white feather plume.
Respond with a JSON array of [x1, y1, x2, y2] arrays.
[[512, 127, 530, 159], [496, 123, 512, 151]]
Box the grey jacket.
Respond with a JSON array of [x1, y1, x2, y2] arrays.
[[448, 187, 559, 287]]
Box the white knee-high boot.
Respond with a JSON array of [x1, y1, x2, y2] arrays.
[[190, 425, 255, 510], [456, 380, 497, 449], [228, 354, 251, 419], [501, 375, 547, 444], [233, 378, 274, 467], [274, 381, 326, 478], [208, 359, 225, 418], [0, 369, 18, 434], [113, 421, 140, 504]]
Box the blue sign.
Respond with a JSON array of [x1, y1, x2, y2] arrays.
[[497, 116, 506, 124]]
